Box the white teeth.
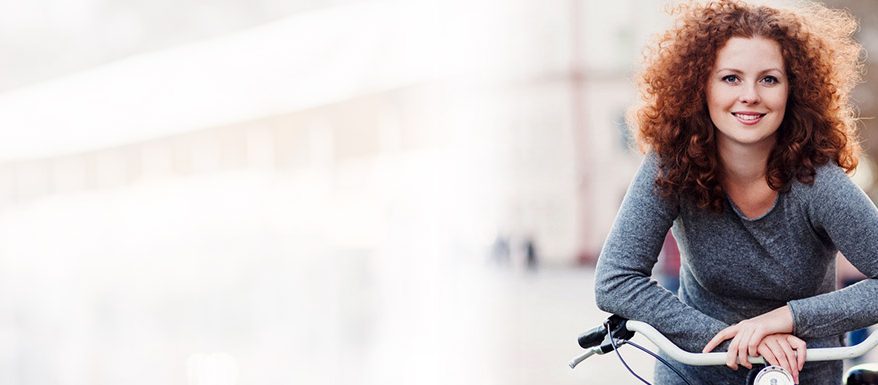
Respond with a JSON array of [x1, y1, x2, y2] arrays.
[[734, 113, 762, 121]]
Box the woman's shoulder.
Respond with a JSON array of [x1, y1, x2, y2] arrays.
[[630, 151, 668, 193], [794, 162, 850, 187], [623, 151, 658, 182], [641, 151, 662, 172], [787, 161, 858, 200], [621, 151, 680, 214]]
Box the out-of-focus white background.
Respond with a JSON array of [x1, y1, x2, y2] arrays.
[[0, 1, 876, 384]]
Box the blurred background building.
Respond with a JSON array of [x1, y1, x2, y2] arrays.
[[0, 0, 875, 384]]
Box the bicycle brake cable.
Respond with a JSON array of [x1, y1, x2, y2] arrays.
[[607, 323, 697, 385], [625, 340, 696, 385], [608, 323, 652, 384]]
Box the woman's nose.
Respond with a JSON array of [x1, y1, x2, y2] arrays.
[[738, 84, 761, 104]]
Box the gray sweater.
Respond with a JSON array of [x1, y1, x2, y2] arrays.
[[594, 153, 878, 384]]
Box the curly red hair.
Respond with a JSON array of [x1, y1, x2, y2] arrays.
[[632, 0, 864, 211]]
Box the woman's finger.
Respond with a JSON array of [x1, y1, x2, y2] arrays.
[[747, 329, 767, 358], [757, 344, 779, 367], [779, 339, 799, 383], [787, 335, 806, 371], [704, 327, 736, 353], [738, 330, 754, 369], [726, 334, 741, 370], [765, 337, 794, 381]]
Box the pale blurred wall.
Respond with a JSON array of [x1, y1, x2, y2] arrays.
[[576, 1, 670, 261]]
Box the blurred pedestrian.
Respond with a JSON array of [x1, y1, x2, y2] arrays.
[[524, 237, 538, 270], [490, 234, 511, 267]]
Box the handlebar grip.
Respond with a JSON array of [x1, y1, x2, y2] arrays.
[[577, 325, 607, 349]]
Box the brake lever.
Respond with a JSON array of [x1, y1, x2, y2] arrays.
[[570, 315, 635, 369]]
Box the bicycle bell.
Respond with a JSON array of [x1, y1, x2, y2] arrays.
[[753, 366, 795, 385]]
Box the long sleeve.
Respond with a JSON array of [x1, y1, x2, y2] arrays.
[[788, 165, 878, 338], [594, 153, 729, 353]]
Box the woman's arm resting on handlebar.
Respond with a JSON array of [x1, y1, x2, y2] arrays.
[[789, 165, 878, 339], [595, 154, 730, 353]]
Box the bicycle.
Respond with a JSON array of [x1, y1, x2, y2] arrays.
[[569, 315, 878, 385]]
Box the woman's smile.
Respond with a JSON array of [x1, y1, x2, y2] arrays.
[[731, 111, 767, 125]]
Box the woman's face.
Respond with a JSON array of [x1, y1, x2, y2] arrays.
[[706, 36, 789, 151]]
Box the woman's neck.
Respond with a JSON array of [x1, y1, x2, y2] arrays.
[[717, 137, 779, 218], [717, 137, 775, 186]]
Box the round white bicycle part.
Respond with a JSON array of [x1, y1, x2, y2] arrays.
[[753, 365, 794, 385]]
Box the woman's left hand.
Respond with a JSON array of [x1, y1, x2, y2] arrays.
[[757, 334, 806, 384], [701, 306, 795, 370]]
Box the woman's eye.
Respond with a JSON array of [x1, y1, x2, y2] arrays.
[[760, 76, 779, 85], [721, 75, 739, 83]]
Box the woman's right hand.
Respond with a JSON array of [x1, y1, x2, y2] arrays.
[[757, 334, 806, 384]]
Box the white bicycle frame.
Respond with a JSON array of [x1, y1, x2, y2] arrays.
[[569, 320, 878, 369]]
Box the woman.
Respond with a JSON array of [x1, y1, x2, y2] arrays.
[[593, 1, 877, 384]]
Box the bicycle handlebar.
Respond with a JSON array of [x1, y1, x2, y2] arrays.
[[625, 321, 878, 365], [569, 318, 878, 369]]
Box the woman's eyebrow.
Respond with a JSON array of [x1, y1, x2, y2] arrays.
[[714, 67, 785, 75]]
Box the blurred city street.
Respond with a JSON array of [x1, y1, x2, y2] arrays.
[[413, 264, 656, 385], [511, 266, 654, 384]]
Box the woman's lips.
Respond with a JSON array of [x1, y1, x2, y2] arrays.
[[732, 112, 766, 125]]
